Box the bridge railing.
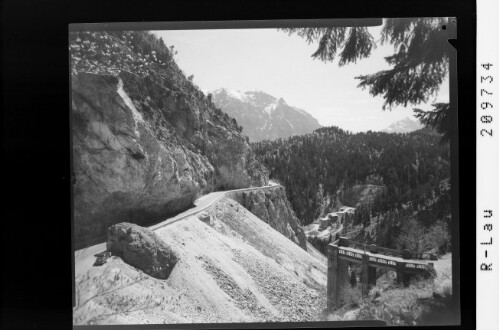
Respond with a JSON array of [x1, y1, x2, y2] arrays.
[[336, 237, 436, 260]]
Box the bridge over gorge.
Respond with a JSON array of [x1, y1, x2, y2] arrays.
[[327, 237, 436, 308]]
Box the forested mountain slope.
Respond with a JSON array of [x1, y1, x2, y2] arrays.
[[252, 126, 450, 226]]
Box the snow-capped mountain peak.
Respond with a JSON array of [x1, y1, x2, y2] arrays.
[[292, 106, 309, 116], [264, 99, 279, 115], [210, 88, 321, 142], [212, 88, 277, 110], [212, 88, 249, 102], [382, 117, 424, 133]]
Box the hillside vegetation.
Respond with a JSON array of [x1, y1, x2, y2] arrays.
[[253, 126, 449, 224], [253, 126, 451, 255], [71, 29, 454, 326]]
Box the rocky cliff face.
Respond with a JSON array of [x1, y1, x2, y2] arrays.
[[71, 31, 268, 248], [227, 187, 307, 250]]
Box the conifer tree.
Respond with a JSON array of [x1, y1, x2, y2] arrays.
[[281, 18, 452, 140]]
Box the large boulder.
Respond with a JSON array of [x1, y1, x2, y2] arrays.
[[107, 222, 178, 279]]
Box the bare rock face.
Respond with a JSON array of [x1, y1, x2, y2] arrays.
[[70, 31, 268, 249], [72, 72, 212, 248], [228, 187, 307, 250], [107, 222, 178, 279]]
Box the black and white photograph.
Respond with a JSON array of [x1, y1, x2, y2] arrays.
[[70, 18, 458, 326]]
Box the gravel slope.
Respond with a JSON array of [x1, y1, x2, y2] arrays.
[[73, 197, 327, 325]]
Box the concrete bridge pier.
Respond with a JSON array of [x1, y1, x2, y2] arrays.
[[327, 245, 349, 308], [396, 263, 410, 286], [368, 266, 377, 287], [327, 238, 433, 310], [361, 255, 377, 296]]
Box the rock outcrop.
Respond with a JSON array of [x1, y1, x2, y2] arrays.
[[107, 222, 178, 279], [71, 31, 268, 248], [227, 186, 307, 250]]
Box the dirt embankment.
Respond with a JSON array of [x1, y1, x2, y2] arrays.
[[73, 197, 327, 325]]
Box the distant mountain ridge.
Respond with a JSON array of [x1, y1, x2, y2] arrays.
[[211, 88, 322, 142], [382, 117, 423, 133]]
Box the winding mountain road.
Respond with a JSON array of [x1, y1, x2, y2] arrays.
[[74, 181, 280, 275], [150, 181, 280, 231]]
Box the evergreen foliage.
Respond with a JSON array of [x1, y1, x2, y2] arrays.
[[280, 18, 452, 139], [252, 126, 450, 226], [414, 103, 451, 142]]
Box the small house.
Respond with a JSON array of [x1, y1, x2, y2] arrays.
[[327, 213, 339, 223], [319, 217, 330, 230]]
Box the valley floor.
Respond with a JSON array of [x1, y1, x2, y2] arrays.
[[73, 197, 327, 325]]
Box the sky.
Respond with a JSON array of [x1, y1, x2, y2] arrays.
[[154, 27, 449, 133]]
